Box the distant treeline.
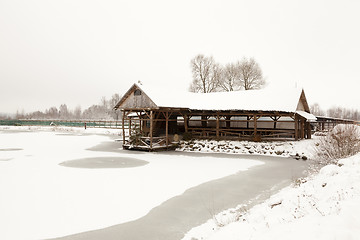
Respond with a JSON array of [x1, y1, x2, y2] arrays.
[[1, 94, 360, 122], [8, 93, 122, 121], [310, 103, 360, 121]]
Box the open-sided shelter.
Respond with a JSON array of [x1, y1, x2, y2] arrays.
[[114, 83, 316, 151]]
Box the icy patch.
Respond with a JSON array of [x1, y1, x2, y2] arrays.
[[59, 157, 148, 168]]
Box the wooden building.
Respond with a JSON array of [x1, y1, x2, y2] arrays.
[[114, 83, 316, 151], [315, 116, 356, 131]]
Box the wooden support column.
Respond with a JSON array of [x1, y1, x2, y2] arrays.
[[306, 122, 312, 139], [254, 114, 258, 141], [150, 110, 153, 149], [129, 118, 132, 138], [122, 110, 125, 145], [184, 114, 188, 133], [301, 119, 305, 139], [216, 113, 220, 139], [272, 116, 280, 129], [295, 115, 299, 141], [226, 116, 231, 128], [165, 111, 169, 146]]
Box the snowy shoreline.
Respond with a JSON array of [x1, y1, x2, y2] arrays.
[[177, 138, 314, 160], [182, 153, 360, 240]]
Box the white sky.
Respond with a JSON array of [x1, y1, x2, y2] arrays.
[[1, 0, 360, 114]]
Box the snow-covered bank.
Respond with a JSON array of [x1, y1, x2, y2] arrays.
[[182, 153, 360, 240], [177, 139, 314, 160], [0, 127, 263, 240]]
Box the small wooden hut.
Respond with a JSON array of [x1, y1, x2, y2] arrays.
[[114, 83, 316, 151]]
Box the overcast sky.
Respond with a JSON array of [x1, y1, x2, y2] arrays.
[[1, 0, 360, 114]]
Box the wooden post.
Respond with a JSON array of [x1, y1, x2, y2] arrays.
[[150, 110, 153, 149], [254, 114, 257, 141], [226, 116, 231, 128], [184, 114, 188, 133], [295, 115, 298, 141], [165, 111, 169, 146], [301, 119, 305, 139], [129, 118, 132, 138], [216, 113, 220, 139], [306, 122, 312, 139], [122, 110, 126, 145]]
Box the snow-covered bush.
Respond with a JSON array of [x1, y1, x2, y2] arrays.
[[312, 124, 360, 170], [129, 126, 143, 145]]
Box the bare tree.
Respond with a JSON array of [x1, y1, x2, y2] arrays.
[[189, 54, 222, 93], [59, 104, 69, 119], [310, 103, 325, 116], [219, 62, 241, 91], [74, 105, 82, 119], [238, 57, 265, 90]]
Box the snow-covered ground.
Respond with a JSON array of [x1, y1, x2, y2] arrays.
[[177, 139, 314, 160], [0, 126, 264, 240], [182, 152, 360, 240]]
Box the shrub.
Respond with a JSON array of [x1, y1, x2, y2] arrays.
[[312, 124, 360, 169], [128, 126, 143, 145]]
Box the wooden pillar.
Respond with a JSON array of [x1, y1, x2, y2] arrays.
[[184, 114, 188, 133], [201, 115, 207, 128], [216, 113, 220, 139], [294, 115, 299, 141], [165, 111, 169, 146], [129, 118, 132, 138], [150, 110, 153, 149], [301, 119, 305, 139], [271, 116, 279, 129], [226, 116, 231, 128], [254, 114, 257, 141], [306, 122, 312, 139], [122, 110, 126, 145]]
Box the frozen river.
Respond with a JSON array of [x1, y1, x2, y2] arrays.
[[0, 127, 307, 240], [55, 142, 307, 240]]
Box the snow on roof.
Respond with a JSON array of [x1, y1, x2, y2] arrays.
[[296, 111, 317, 121], [137, 83, 305, 113]]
